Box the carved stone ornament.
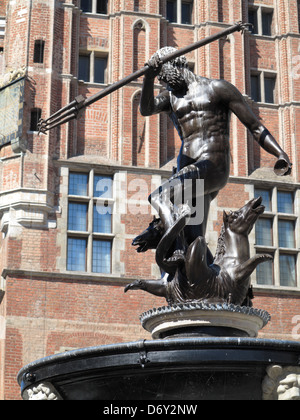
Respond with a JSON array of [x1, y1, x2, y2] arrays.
[[262, 365, 300, 400], [23, 382, 62, 400]]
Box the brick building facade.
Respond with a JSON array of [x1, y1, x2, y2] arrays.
[[0, 0, 299, 400]]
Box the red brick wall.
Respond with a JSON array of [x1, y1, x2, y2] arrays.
[[0, 0, 8, 16]]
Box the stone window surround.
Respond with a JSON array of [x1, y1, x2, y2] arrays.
[[248, 3, 275, 37], [80, 0, 109, 16], [166, 0, 194, 26], [250, 69, 277, 105], [78, 51, 108, 85], [57, 166, 125, 277], [251, 185, 300, 289]]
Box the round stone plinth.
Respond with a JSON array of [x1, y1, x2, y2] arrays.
[[140, 302, 271, 339]]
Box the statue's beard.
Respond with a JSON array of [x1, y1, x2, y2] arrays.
[[158, 66, 187, 90]]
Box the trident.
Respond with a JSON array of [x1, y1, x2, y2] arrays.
[[38, 22, 251, 134]]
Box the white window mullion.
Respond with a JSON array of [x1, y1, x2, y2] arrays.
[[90, 51, 95, 83], [177, 0, 182, 24], [92, 0, 96, 14], [87, 170, 94, 272], [273, 187, 281, 287]]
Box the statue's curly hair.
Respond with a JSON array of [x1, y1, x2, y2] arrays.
[[151, 46, 189, 69]]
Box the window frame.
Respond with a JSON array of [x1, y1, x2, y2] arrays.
[[253, 187, 299, 288], [0, 17, 5, 37], [67, 170, 115, 274], [30, 108, 42, 132], [81, 0, 108, 15], [250, 70, 277, 104], [166, 0, 193, 25], [78, 51, 108, 84], [248, 5, 274, 37], [33, 39, 45, 64]]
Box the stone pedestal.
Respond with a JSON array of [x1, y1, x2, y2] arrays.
[[140, 303, 271, 339]]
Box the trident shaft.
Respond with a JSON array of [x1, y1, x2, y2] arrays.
[[38, 22, 251, 134]]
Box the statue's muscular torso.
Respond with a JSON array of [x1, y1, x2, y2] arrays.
[[168, 78, 231, 189]]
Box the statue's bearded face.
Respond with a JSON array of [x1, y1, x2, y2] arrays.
[[158, 63, 187, 90]]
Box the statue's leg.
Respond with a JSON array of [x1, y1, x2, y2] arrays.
[[184, 191, 218, 260], [149, 161, 219, 236], [149, 163, 202, 231]]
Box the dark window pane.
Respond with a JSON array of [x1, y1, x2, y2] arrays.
[[278, 220, 295, 248], [81, 0, 92, 12], [251, 74, 261, 102], [69, 173, 88, 196], [256, 253, 274, 285], [93, 204, 112, 233], [92, 240, 111, 273], [30, 108, 42, 131], [280, 254, 296, 287], [94, 57, 107, 84], [34, 40, 45, 64], [79, 55, 90, 82], [68, 202, 88, 231], [262, 11, 273, 36], [255, 189, 272, 212], [255, 218, 273, 246], [277, 191, 294, 214], [167, 0, 177, 22], [264, 76, 275, 103], [67, 238, 87, 271], [248, 9, 258, 34], [182, 2, 192, 24], [96, 0, 107, 14]]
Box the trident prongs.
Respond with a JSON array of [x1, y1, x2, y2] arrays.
[[38, 95, 85, 134]]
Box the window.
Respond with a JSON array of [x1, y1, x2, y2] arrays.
[[262, 10, 273, 36], [251, 74, 261, 103], [0, 17, 5, 37], [78, 55, 90, 82], [67, 171, 114, 273], [167, 1, 177, 23], [166, 0, 193, 25], [81, 0, 108, 14], [33, 40, 45, 64], [248, 7, 273, 36], [248, 9, 258, 34], [254, 188, 299, 287], [264, 76, 276, 104], [94, 57, 107, 83], [78, 53, 107, 84], [250, 71, 276, 104], [81, 0, 92, 12], [30, 108, 42, 131]]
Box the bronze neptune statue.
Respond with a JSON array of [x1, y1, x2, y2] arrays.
[[125, 46, 292, 306]]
